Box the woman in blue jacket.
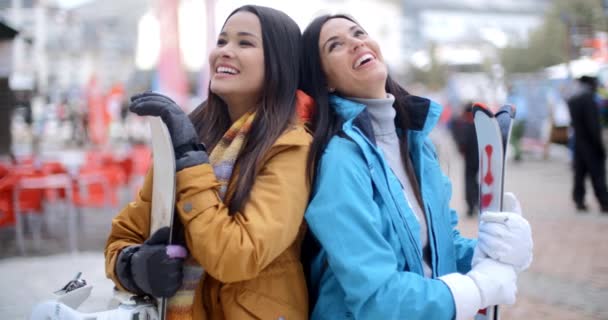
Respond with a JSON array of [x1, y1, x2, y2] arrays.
[[300, 14, 533, 320]]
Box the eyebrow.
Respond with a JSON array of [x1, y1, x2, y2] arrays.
[[322, 25, 359, 51], [219, 31, 261, 40]]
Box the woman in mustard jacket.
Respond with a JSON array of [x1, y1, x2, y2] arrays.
[[104, 5, 311, 319]]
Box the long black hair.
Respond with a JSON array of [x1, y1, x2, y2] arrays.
[[189, 5, 301, 214], [300, 14, 415, 189]]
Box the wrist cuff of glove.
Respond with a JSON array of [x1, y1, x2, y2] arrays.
[[175, 143, 209, 171], [174, 143, 207, 159], [115, 245, 146, 295], [439, 273, 482, 320]]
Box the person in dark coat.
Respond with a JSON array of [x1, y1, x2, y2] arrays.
[[450, 102, 479, 217], [567, 75, 608, 213]]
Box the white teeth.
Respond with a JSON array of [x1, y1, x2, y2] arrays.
[[216, 66, 239, 74], [354, 53, 374, 69]]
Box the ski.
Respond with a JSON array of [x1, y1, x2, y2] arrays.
[[148, 117, 177, 320], [472, 103, 516, 320]]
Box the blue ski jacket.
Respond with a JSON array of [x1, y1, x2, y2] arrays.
[[305, 94, 477, 319]]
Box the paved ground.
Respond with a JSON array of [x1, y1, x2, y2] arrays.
[[1, 127, 608, 319]]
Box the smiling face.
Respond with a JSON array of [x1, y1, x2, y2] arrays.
[[209, 11, 265, 106], [318, 18, 388, 99]]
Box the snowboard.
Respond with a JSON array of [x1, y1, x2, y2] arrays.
[[472, 103, 516, 320], [148, 117, 177, 320]]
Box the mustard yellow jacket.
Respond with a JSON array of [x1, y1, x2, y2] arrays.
[[105, 124, 311, 320]]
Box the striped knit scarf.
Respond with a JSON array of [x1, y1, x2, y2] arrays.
[[166, 112, 256, 320]]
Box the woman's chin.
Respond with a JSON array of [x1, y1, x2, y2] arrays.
[[359, 66, 387, 83], [210, 85, 233, 100], [373, 68, 388, 82]]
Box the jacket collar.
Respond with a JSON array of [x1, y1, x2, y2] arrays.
[[329, 94, 442, 137]]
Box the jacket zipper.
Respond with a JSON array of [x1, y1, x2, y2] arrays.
[[351, 126, 425, 274]]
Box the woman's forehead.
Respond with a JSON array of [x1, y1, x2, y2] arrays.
[[320, 18, 358, 40], [222, 11, 261, 35]]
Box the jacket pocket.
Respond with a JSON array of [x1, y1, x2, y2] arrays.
[[233, 289, 304, 320]]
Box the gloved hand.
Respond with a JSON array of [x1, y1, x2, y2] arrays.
[[440, 258, 517, 320], [473, 192, 533, 273], [115, 227, 187, 298], [129, 92, 208, 170], [467, 258, 517, 308]]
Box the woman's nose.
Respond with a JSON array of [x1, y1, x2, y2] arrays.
[[349, 38, 364, 52], [218, 45, 235, 58]]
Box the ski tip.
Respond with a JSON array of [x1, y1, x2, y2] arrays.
[[472, 102, 494, 117], [496, 104, 516, 119]]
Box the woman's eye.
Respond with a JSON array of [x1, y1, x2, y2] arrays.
[[217, 39, 227, 46], [354, 30, 365, 37], [239, 40, 253, 47], [329, 42, 342, 52]]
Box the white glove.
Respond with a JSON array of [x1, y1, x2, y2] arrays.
[[440, 259, 517, 320], [473, 192, 533, 273], [468, 259, 517, 307]]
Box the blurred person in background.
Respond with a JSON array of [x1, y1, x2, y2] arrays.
[[505, 84, 528, 162], [567, 75, 608, 213], [543, 84, 571, 159], [105, 5, 312, 319], [300, 14, 533, 320], [449, 101, 478, 217], [598, 78, 608, 129], [597, 77, 608, 152]]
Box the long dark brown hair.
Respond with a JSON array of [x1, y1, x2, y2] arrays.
[[300, 14, 419, 204], [189, 5, 301, 214]]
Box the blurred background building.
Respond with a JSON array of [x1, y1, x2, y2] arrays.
[[0, 0, 605, 201], [0, 16, 19, 156], [3, 0, 604, 157]]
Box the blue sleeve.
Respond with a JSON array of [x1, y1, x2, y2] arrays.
[[450, 208, 477, 273], [306, 138, 456, 320]]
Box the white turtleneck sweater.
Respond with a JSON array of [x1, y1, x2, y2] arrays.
[[349, 94, 432, 277]]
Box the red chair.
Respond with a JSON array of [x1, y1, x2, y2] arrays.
[[73, 163, 126, 208], [41, 161, 69, 202], [0, 195, 15, 228], [13, 171, 76, 254], [0, 164, 15, 229], [1, 166, 46, 254], [0, 163, 9, 178], [41, 161, 67, 174], [126, 145, 152, 197], [115, 157, 133, 184], [0, 175, 17, 252], [0, 160, 82, 254], [0, 172, 17, 229], [13, 167, 45, 213], [126, 145, 152, 177]]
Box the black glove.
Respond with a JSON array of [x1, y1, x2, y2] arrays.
[[115, 227, 185, 298], [129, 92, 209, 170]]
